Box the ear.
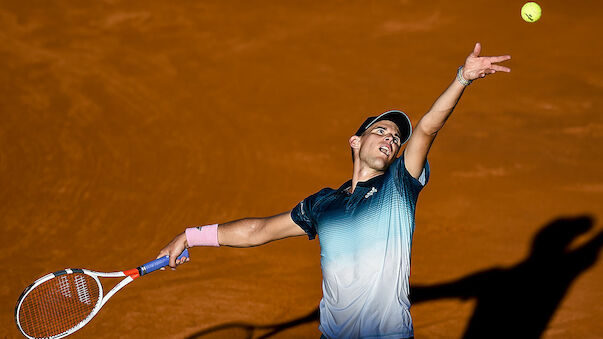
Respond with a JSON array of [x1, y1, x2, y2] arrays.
[[349, 135, 361, 149]]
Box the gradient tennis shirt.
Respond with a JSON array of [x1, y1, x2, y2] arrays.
[[291, 155, 429, 339]]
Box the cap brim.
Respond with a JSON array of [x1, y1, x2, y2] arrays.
[[357, 110, 412, 145]]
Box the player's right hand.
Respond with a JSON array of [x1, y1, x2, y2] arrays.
[[156, 232, 189, 270]]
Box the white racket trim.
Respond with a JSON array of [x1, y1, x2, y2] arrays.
[[15, 269, 133, 339], [15, 249, 189, 339]]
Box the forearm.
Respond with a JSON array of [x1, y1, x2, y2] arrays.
[[417, 42, 511, 136], [217, 218, 270, 248], [182, 212, 303, 251], [157, 214, 298, 268], [418, 75, 466, 135]]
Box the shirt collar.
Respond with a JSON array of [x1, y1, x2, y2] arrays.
[[337, 174, 384, 195]]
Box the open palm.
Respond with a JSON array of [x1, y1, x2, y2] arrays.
[[462, 43, 511, 80]]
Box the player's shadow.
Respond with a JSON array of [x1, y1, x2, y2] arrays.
[[411, 215, 603, 338], [185, 216, 602, 339]]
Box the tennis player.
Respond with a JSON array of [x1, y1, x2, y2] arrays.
[[158, 43, 511, 339]]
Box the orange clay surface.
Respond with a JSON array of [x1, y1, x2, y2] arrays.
[[2, 1, 603, 338]]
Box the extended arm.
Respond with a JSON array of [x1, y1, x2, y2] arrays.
[[218, 211, 306, 247], [404, 43, 511, 178], [157, 211, 306, 268]]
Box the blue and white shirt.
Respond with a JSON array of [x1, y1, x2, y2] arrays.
[[291, 155, 429, 339]]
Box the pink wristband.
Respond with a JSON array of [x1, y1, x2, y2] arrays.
[[185, 224, 220, 247]]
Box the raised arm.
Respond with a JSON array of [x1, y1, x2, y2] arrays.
[[404, 43, 511, 178], [157, 211, 306, 268]]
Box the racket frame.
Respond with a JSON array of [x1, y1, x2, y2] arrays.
[[15, 249, 188, 339]]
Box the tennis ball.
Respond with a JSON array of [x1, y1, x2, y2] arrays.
[[521, 2, 542, 23]]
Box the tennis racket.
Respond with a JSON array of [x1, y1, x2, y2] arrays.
[[15, 249, 190, 339]]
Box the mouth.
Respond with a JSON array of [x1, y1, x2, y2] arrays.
[[379, 146, 391, 156]]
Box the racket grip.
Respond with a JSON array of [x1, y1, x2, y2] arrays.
[[139, 249, 190, 276]]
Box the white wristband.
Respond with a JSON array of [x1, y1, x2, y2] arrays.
[[457, 66, 472, 86]]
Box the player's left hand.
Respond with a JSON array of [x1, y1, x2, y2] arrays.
[[462, 42, 511, 80]]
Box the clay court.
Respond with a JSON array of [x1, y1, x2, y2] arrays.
[[2, 0, 603, 338]]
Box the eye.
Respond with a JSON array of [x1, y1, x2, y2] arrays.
[[375, 128, 385, 134], [394, 136, 401, 144]]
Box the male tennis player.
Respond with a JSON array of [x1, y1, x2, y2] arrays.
[[158, 43, 510, 338]]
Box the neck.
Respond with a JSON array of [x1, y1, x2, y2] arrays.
[[350, 161, 385, 193]]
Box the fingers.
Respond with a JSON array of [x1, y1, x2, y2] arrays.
[[475, 66, 509, 79], [167, 250, 191, 270], [464, 43, 511, 80], [169, 254, 177, 269], [157, 250, 169, 270], [156, 248, 169, 260], [481, 64, 511, 77], [157, 248, 180, 271], [478, 69, 497, 78], [471, 42, 481, 57], [490, 64, 511, 73], [488, 55, 512, 64], [175, 256, 190, 265], [160, 251, 187, 271], [157, 232, 188, 271]]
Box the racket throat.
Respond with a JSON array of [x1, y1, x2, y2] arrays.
[[123, 268, 140, 279]]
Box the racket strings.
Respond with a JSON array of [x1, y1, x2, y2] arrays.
[[18, 273, 101, 338]]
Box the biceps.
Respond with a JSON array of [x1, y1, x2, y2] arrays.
[[259, 211, 307, 242]]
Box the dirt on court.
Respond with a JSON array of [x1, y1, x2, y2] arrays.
[[2, 0, 602, 338]]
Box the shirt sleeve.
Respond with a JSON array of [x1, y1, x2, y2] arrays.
[[290, 188, 332, 240], [391, 155, 430, 196]]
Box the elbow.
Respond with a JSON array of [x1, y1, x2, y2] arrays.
[[221, 218, 266, 248], [243, 218, 268, 247], [416, 120, 441, 137]]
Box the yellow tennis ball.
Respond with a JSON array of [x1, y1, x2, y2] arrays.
[[521, 2, 542, 23]]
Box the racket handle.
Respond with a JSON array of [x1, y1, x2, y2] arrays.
[[138, 249, 190, 276]]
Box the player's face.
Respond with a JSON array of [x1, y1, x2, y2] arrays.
[[358, 120, 402, 171]]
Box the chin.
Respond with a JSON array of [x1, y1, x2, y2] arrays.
[[368, 158, 390, 171]]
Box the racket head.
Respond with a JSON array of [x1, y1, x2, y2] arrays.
[[15, 269, 104, 339]]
